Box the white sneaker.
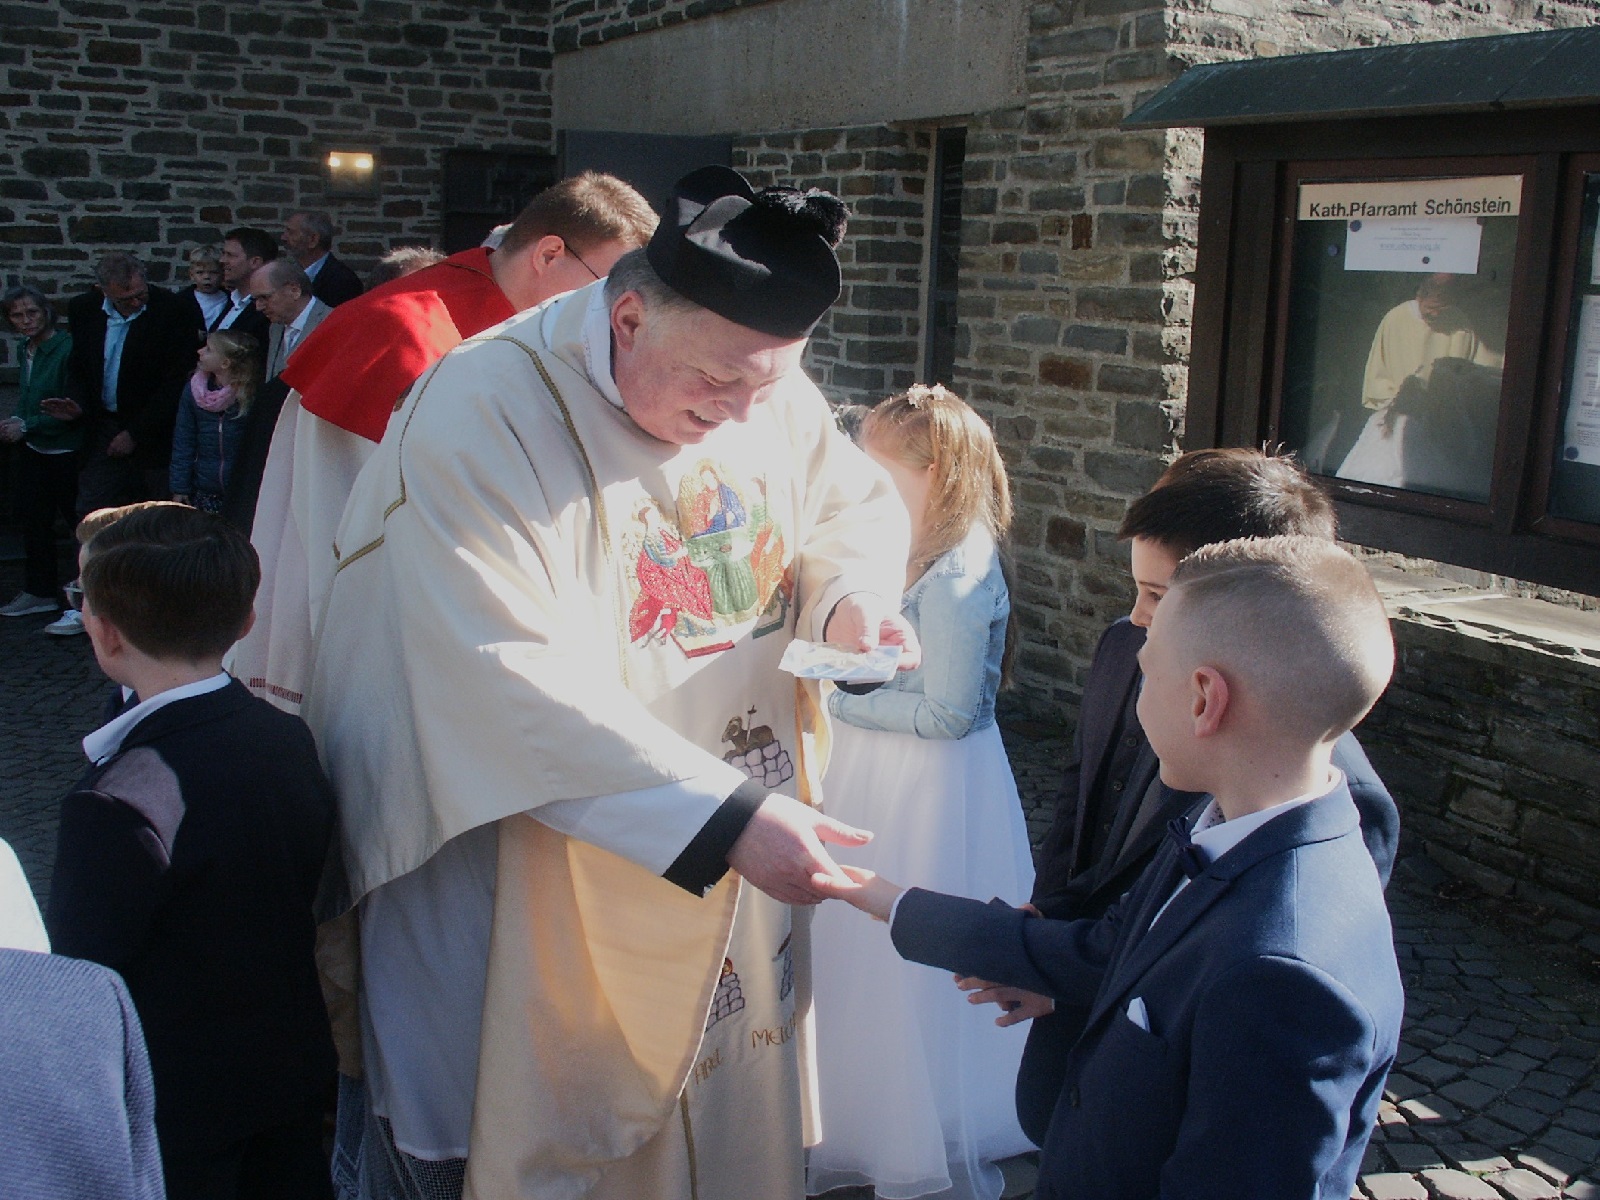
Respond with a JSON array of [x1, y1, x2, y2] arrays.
[[0, 592, 59, 617], [43, 608, 86, 636]]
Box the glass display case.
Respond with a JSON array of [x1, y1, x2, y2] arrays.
[[1280, 174, 1520, 505]]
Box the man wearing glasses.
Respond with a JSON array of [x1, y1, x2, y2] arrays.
[[59, 253, 195, 513], [46, 252, 197, 636], [231, 171, 658, 705], [250, 260, 330, 382]]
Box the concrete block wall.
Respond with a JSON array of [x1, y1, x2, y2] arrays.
[[0, 0, 552, 317], [733, 126, 932, 407]]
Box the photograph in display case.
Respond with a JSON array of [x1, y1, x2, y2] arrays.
[[1278, 175, 1520, 504]]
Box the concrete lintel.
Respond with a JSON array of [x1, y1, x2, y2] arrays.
[[1370, 565, 1600, 669], [553, 0, 1026, 137]]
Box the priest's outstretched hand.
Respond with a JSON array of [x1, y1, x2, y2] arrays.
[[823, 592, 923, 670], [727, 794, 873, 906]]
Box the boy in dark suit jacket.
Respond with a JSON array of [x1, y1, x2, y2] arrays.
[[822, 536, 1404, 1200], [45, 503, 336, 1200], [1013, 448, 1400, 1140]]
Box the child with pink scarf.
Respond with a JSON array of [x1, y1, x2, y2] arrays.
[[170, 330, 259, 515]]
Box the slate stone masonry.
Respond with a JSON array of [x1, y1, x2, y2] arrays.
[[551, 0, 782, 53], [0, 0, 552, 341], [734, 125, 932, 408], [1360, 601, 1600, 930]]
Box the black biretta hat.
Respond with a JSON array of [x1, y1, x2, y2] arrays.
[[646, 165, 848, 339]]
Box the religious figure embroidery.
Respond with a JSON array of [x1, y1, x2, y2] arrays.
[[626, 500, 714, 645], [682, 464, 760, 621], [722, 705, 794, 789], [705, 958, 745, 1032], [748, 477, 791, 638], [623, 461, 792, 658]]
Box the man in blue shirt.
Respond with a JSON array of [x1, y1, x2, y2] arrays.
[[63, 252, 196, 508]]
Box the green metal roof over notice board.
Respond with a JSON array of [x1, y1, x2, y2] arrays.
[[1124, 26, 1600, 130]]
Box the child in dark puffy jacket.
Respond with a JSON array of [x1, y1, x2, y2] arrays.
[[169, 330, 259, 515]]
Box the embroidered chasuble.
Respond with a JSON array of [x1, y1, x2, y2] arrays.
[[304, 282, 908, 1199]]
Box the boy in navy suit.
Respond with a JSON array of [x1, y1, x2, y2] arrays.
[[46, 503, 336, 1200], [822, 536, 1404, 1200]]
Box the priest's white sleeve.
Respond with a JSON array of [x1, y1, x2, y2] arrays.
[[531, 761, 750, 877]]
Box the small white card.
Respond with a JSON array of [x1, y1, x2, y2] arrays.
[[1345, 217, 1483, 275], [779, 639, 902, 684]]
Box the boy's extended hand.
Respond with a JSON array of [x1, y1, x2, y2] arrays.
[[955, 976, 1055, 1026], [812, 863, 904, 921]]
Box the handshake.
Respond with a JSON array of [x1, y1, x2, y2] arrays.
[[814, 866, 1057, 1026], [725, 793, 1055, 1027]]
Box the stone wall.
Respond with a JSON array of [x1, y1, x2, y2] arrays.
[[1165, 0, 1600, 63], [953, 1, 1185, 716], [552, 0, 780, 52], [0, 0, 551, 328], [981, 0, 1600, 721], [1358, 586, 1600, 928], [734, 126, 932, 407]]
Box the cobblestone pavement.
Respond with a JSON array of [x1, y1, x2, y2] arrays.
[[0, 548, 103, 910], [2, 549, 1596, 1198]]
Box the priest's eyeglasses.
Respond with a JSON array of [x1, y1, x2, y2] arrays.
[[564, 241, 601, 281]]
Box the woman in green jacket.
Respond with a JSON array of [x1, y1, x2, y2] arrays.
[[1, 285, 81, 617]]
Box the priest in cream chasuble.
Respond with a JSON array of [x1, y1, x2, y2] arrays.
[[304, 167, 913, 1200]]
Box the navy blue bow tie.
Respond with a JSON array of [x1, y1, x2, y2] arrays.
[[1166, 817, 1209, 880]]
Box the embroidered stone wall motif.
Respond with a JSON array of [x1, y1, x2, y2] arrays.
[[705, 957, 745, 1033], [722, 705, 794, 789]]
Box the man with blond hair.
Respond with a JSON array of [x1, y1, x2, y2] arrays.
[[232, 171, 658, 711]]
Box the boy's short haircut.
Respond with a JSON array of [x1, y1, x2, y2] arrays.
[[1119, 447, 1336, 557], [79, 504, 260, 661], [497, 171, 659, 258], [75, 502, 174, 548], [188, 246, 222, 267], [1167, 535, 1393, 743]]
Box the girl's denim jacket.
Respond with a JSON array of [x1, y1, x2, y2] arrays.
[[828, 522, 1007, 740]]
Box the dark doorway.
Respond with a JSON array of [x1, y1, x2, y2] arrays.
[[440, 150, 558, 254], [924, 126, 966, 387], [559, 131, 733, 217]]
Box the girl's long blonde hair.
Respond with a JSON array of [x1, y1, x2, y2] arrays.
[[206, 329, 260, 416], [859, 383, 1018, 684], [861, 384, 1013, 573]]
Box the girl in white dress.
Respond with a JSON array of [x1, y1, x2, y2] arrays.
[[808, 385, 1035, 1200]]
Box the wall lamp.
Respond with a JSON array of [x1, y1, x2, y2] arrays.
[[325, 150, 379, 198]]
